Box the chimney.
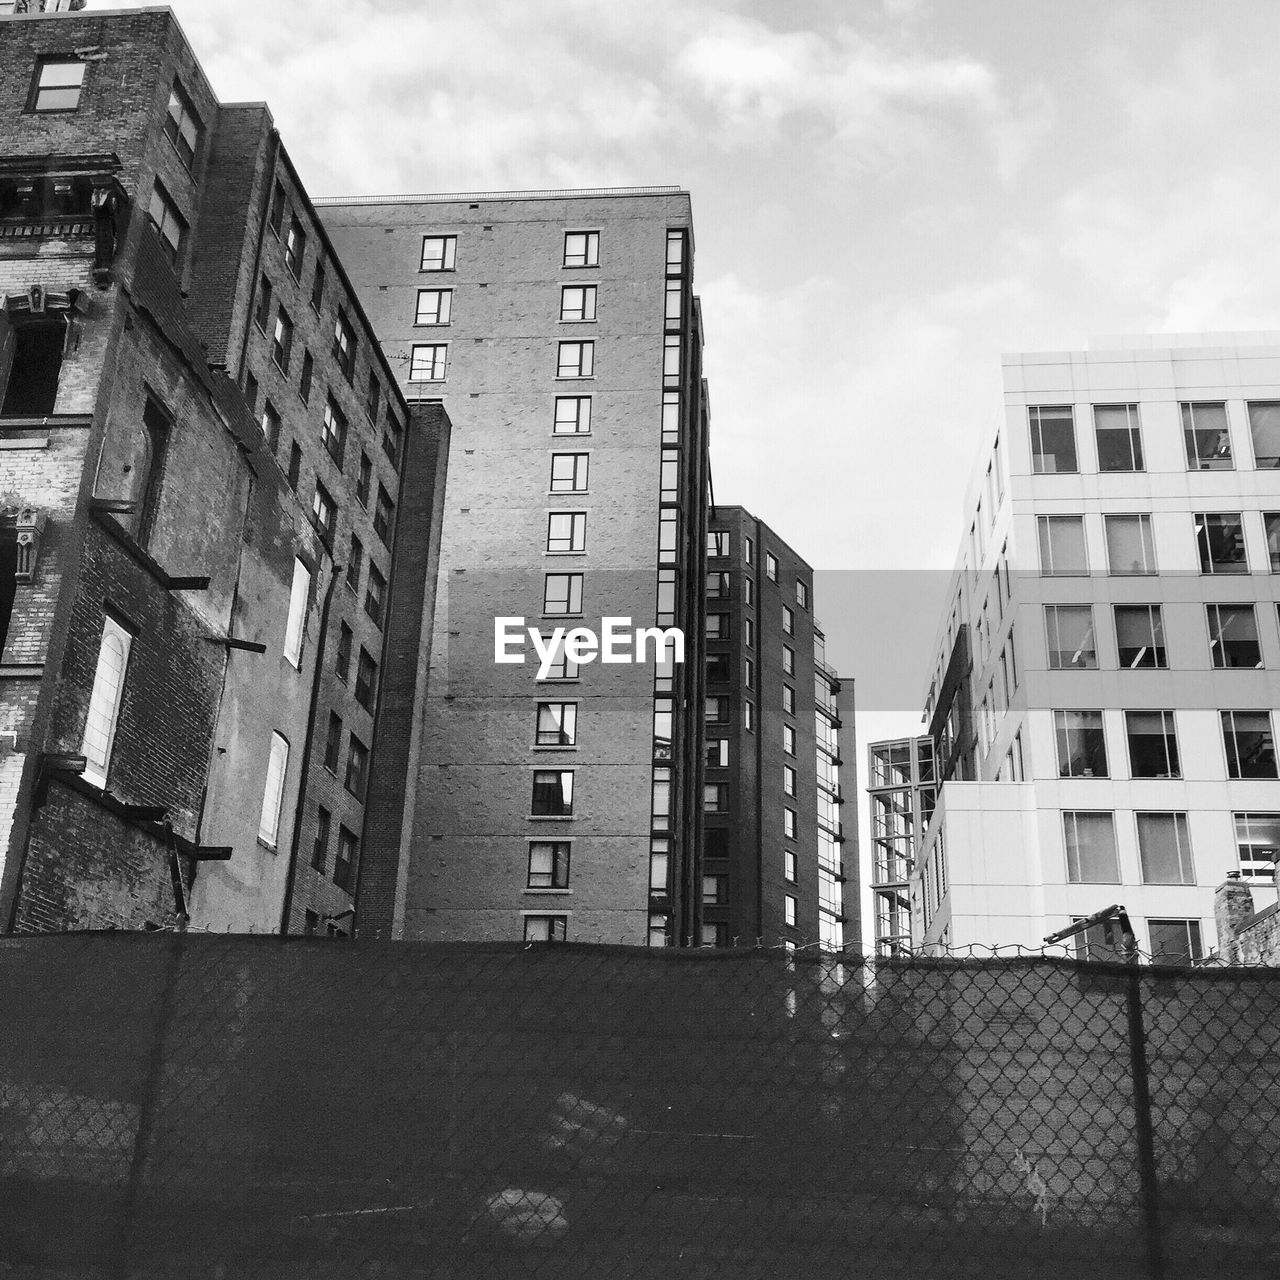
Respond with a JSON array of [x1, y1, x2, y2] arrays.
[[1214, 873, 1255, 966]]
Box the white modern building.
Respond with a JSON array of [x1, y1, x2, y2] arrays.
[[910, 334, 1280, 962]]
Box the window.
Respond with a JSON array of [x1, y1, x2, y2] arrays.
[[1038, 515, 1088, 575], [744, 617, 754, 649], [550, 453, 589, 493], [1147, 919, 1203, 966], [706, 653, 731, 684], [701, 874, 728, 905], [1094, 403, 1144, 472], [163, 80, 202, 167], [665, 280, 682, 324], [421, 235, 457, 271], [1195, 513, 1247, 574], [332, 310, 356, 382], [268, 181, 286, 236], [1115, 604, 1167, 669], [659, 449, 679, 502], [557, 341, 594, 378], [364, 564, 386, 627], [553, 396, 591, 435], [1029, 405, 1077, 474], [335, 621, 352, 681], [536, 634, 579, 682], [546, 512, 586, 553], [1136, 813, 1194, 885], [1054, 710, 1107, 778], [147, 181, 186, 265], [705, 738, 729, 768], [258, 732, 289, 847], [784, 895, 798, 928], [563, 231, 599, 268], [744, 700, 754, 732], [1045, 604, 1098, 671], [560, 285, 597, 322], [783, 765, 797, 797], [30, 58, 85, 112], [81, 614, 132, 787], [415, 288, 452, 325], [283, 559, 310, 669], [532, 770, 574, 816], [254, 276, 272, 332], [271, 307, 293, 373], [366, 375, 380, 423], [1104, 514, 1156, 575], [543, 573, 583, 616], [136, 398, 170, 549], [663, 334, 681, 384], [706, 531, 729, 558], [1222, 710, 1277, 779], [704, 784, 728, 812], [782, 684, 795, 715], [410, 343, 448, 381], [784, 808, 797, 839], [783, 724, 796, 756], [744, 658, 754, 689], [299, 351, 313, 404], [355, 453, 371, 506], [1264, 513, 1280, 572], [1233, 813, 1280, 884], [536, 702, 577, 746], [1126, 710, 1180, 779], [1063, 811, 1120, 883], [383, 413, 403, 470], [706, 613, 728, 640], [528, 842, 570, 889], [286, 442, 301, 491], [334, 826, 358, 892], [1208, 603, 1262, 668], [765, 552, 778, 581], [1183, 401, 1232, 469], [705, 696, 729, 723], [782, 606, 794, 635], [796, 580, 809, 609], [311, 482, 336, 541], [373, 485, 395, 544], [744, 577, 754, 606], [524, 915, 568, 943], [662, 390, 680, 440], [284, 217, 306, 281], [706, 571, 730, 599], [323, 712, 341, 771], [665, 228, 686, 273], [347, 535, 363, 592], [784, 850, 798, 883], [311, 259, 326, 311], [311, 807, 331, 872], [1248, 401, 1280, 467], [781, 645, 795, 677], [354, 648, 377, 711], [344, 734, 369, 798]]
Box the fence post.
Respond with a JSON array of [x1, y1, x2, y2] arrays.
[[1124, 964, 1165, 1280]]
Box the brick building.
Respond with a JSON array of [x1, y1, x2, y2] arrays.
[[0, 4, 448, 934], [321, 190, 710, 945], [703, 506, 856, 949]]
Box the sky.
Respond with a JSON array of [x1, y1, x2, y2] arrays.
[[97, 0, 1280, 939]]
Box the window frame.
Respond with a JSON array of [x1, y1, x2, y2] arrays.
[[28, 56, 86, 113], [80, 613, 133, 788], [420, 235, 457, 272], [562, 230, 600, 269], [257, 731, 290, 848]]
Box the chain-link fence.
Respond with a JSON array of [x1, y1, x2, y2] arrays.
[[1, 933, 1278, 1279]]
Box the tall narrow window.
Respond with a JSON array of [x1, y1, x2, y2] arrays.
[[1126, 710, 1180, 778], [347, 535, 363, 592], [661, 390, 680, 441], [1093, 403, 1143, 472], [365, 564, 386, 627], [1114, 604, 1166, 669], [1063, 811, 1119, 883], [258, 732, 289, 847], [284, 217, 306, 281], [282, 558, 310, 669], [323, 712, 341, 770], [311, 482, 336, 542], [354, 648, 378, 711], [1029, 405, 1077, 473], [163, 80, 202, 168], [1195, 513, 1247, 573], [335, 621, 352, 681], [1183, 401, 1233, 469], [1104, 514, 1156, 575], [334, 827, 359, 892], [147, 181, 186, 265], [356, 452, 371, 506], [1136, 813, 1194, 885], [332, 310, 356, 382], [1208, 603, 1262, 668], [1038, 515, 1088, 575], [344, 735, 369, 799], [254, 276, 272, 331], [373, 485, 394, 544], [663, 334, 681, 385], [271, 306, 293, 373], [299, 351, 313, 404], [383, 413, 403, 470], [311, 806, 331, 872], [1054, 710, 1108, 778], [1248, 401, 1280, 468], [136, 399, 171, 550], [81, 615, 132, 787]]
